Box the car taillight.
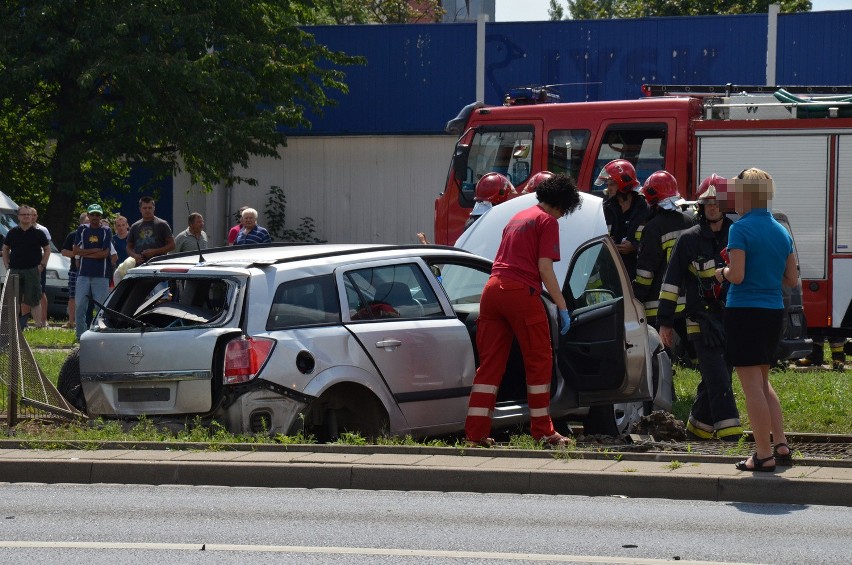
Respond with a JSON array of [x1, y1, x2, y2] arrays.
[[224, 337, 275, 385]]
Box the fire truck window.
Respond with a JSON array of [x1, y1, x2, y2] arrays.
[[547, 130, 590, 181], [594, 124, 667, 185], [466, 128, 535, 195]]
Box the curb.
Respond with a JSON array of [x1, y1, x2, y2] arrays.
[[1, 451, 850, 507]]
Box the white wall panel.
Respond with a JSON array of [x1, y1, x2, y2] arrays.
[[174, 136, 456, 246]]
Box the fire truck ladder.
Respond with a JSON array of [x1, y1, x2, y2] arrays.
[[642, 83, 852, 120]]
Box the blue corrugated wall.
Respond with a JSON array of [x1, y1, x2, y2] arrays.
[[777, 11, 852, 86], [295, 10, 851, 136]]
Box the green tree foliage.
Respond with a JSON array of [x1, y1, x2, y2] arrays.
[[0, 1, 361, 237], [551, 0, 812, 20], [264, 184, 325, 243], [301, 0, 444, 24]]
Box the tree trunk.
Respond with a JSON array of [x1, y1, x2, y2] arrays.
[[43, 188, 79, 243]]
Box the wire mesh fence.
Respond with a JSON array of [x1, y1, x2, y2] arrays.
[[1, 275, 83, 428]]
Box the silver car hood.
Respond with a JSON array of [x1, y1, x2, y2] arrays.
[[455, 192, 607, 284]]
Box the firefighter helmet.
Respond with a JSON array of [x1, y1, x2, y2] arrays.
[[521, 170, 555, 194], [475, 172, 515, 204], [696, 173, 728, 221], [697, 173, 728, 206], [594, 159, 640, 193], [642, 170, 682, 209]]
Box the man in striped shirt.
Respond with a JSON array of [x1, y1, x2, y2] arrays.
[[234, 208, 272, 245], [73, 203, 112, 339]]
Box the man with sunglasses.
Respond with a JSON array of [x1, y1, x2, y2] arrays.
[[72, 204, 112, 339]]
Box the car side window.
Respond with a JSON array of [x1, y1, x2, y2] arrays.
[[566, 242, 624, 310], [429, 262, 489, 306], [267, 274, 340, 330], [345, 263, 442, 320]]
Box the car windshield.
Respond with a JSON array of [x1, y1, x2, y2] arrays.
[[97, 276, 234, 330]]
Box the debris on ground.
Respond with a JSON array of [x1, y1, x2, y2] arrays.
[[629, 411, 687, 441], [574, 434, 627, 445]]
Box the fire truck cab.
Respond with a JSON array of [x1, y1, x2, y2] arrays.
[[436, 84, 852, 341]]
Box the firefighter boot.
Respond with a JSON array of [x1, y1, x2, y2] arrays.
[[796, 341, 824, 368], [685, 417, 714, 441], [715, 424, 745, 442], [830, 339, 846, 372]]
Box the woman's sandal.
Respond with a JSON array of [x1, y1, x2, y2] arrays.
[[773, 443, 793, 466], [735, 453, 776, 472]]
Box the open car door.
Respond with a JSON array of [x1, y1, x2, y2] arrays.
[[557, 236, 654, 406]]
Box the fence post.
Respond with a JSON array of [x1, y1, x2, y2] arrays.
[[4, 274, 20, 428]]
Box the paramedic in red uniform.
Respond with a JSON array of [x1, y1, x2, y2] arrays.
[[464, 174, 581, 447]]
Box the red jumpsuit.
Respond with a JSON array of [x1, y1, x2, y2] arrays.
[[465, 205, 560, 442]]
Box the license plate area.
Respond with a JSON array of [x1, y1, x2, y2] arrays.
[[117, 387, 171, 403]]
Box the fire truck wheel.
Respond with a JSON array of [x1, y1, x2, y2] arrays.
[[57, 348, 87, 413]]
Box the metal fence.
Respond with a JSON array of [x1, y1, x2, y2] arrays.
[[0, 275, 82, 429]]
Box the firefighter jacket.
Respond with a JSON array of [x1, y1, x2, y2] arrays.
[[657, 216, 733, 340], [604, 192, 650, 279], [633, 208, 695, 320]]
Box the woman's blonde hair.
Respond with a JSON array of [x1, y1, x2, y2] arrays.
[[734, 167, 774, 206]]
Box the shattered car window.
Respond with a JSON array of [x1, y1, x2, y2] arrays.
[[98, 276, 233, 330]]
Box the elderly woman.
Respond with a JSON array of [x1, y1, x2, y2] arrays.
[[715, 168, 799, 472]]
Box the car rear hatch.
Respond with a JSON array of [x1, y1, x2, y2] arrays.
[[79, 271, 245, 416]]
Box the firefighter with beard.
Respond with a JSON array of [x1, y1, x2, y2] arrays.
[[657, 174, 743, 441], [595, 159, 649, 280], [633, 170, 694, 328]]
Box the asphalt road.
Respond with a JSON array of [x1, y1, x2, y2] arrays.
[[1, 483, 850, 564]]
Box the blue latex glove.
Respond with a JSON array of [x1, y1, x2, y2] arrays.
[[558, 309, 571, 335]]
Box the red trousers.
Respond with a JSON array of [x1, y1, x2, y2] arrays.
[[465, 276, 555, 441]]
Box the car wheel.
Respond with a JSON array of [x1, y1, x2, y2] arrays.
[[303, 384, 389, 443], [57, 348, 87, 413], [583, 401, 646, 437]]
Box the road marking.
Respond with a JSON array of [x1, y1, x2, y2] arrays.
[[0, 540, 764, 564]]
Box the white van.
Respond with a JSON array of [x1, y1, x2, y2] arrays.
[[0, 192, 72, 319]]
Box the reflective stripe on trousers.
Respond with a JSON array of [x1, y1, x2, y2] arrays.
[[465, 276, 555, 441]]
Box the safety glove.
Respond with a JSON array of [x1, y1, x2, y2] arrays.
[[558, 309, 572, 335]]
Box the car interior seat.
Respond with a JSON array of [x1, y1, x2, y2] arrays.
[[373, 281, 423, 318]]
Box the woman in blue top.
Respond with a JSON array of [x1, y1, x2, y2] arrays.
[[715, 168, 798, 472]]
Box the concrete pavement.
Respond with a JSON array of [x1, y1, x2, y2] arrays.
[[1, 442, 851, 507]]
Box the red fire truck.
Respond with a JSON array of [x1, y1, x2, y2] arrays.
[[435, 84, 852, 340]]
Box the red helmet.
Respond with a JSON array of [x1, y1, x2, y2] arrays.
[[594, 159, 640, 193], [697, 173, 729, 208], [475, 172, 515, 205], [641, 170, 681, 208], [521, 170, 555, 194]]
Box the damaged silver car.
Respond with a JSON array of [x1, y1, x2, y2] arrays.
[[59, 192, 672, 439]]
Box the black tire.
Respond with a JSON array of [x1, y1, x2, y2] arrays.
[[583, 402, 646, 437], [582, 405, 619, 436], [57, 348, 87, 413]]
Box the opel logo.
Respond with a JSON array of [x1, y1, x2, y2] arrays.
[[127, 345, 144, 365]]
